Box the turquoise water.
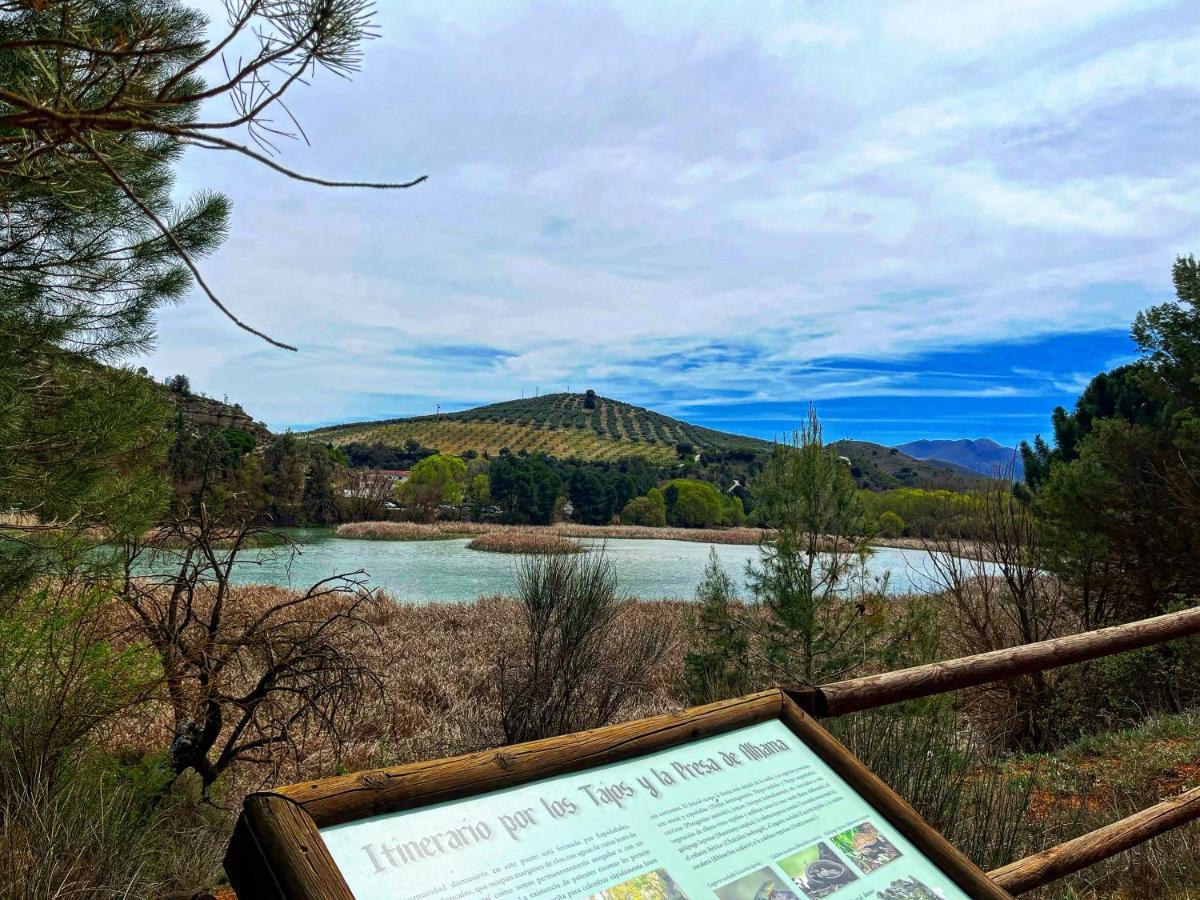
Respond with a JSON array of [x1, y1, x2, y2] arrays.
[[210, 530, 967, 602]]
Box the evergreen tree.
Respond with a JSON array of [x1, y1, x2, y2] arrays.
[[748, 409, 889, 684], [684, 550, 751, 704]]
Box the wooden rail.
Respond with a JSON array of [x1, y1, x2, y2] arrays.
[[783, 604, 1200, 895], [786, 604, 1200, 717], [988, 784, 1200, 894]]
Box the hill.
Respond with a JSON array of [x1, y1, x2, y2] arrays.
[[305, 393, 767, 463], [831, 440, 984, 491], [895, 437, 1023, 479], [305, 393, 984, 490]]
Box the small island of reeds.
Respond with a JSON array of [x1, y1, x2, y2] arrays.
[[466, 530, 583, 554]]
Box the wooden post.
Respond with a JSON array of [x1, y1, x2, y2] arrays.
[[988, 784, 1200, 894], [787, 604, 1200, 717]]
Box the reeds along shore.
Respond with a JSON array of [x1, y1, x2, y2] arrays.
[[332, 520, 958, 553], [335, 520, 771, 544]]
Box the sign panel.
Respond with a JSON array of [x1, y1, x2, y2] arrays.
[[320, 719, 970, 900], [224, 692, 1007, 900]]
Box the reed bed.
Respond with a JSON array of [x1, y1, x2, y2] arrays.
[[334, 520, 492, 540], [103, 588, 689, 789], [466, 531, 581, 554], [335, 520, 769, 544], [331, 519, 958, 552]]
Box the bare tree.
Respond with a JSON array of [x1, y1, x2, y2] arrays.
[[341, 466, 394, 521], [918, 471, 1069, 749], [120, 504, 384, 790]]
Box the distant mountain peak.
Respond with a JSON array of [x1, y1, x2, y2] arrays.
[[894, 437, 1022, 479]]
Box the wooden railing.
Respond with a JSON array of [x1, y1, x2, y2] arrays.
[[784, 604, 1200, 895]]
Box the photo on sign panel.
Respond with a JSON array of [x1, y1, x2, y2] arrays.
[[776, 842, 859, 899], [830, 821, 903, 875], [586, 867, 689, 899], [714, 865, 800, 900], [875, 876, 944, 900]]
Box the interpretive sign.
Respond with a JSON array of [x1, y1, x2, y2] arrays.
[[224, 690, 1011, 900]]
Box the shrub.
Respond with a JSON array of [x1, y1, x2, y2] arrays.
[[621, 488, 667, 527], [0, 762, 165, 899], [833, 705, 1033, 871], [0, 583, 155, 789], [877, 510, 906, 538], [662, 478, 724, 528], [496, 551, 669, 744], [722, 493, 746, 526]]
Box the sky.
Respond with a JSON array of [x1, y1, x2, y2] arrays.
[[138, 0, 1200, 447]]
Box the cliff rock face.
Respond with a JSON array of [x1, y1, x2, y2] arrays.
[[169, 392, 271, 440]]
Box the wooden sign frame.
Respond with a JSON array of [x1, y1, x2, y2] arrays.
[[224, 689, 1011, 899]]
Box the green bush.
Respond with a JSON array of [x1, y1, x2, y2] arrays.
[[662, 478, 724, 528], [621, 488, 666, 527], [877, 510, 906, 538]]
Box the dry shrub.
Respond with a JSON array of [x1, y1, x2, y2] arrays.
[[0, 768, 162, 900], [120, 514, 389, 793], [497, 552, 672, 744], [466, 531, 581, 554], [834, 706, 1034, 872], [104, 590, 689, 785]]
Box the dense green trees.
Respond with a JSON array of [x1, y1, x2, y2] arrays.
[[662, 479, 726, 527], [339, 439, 437, 470], [1024, 256, 1200, 621], [489, 454, 563, 524], [1020, 365, 1163, 488], [859, 487, 981, 538], [565, 461, 652, 524], [400, 454, 468, 520]]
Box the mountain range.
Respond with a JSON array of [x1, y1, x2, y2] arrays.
[[894, 438, 1023, 479]]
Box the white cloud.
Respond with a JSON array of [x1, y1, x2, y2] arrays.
[[142, 0, 1200, 431], [883, 0, 1165, 51]]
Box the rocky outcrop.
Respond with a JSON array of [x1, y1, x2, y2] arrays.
[[168, 392, 271, 440]]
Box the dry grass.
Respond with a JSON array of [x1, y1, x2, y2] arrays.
[[334, 520, 492, 540], [89, 584, 1200, 899], [336, 519, 770, 545], [332, 519, 956, 555], [467, 531, 581, 554], [104, 588, 689, 791]]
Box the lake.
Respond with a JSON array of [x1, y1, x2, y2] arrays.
[[212, 529, 971, 602]]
